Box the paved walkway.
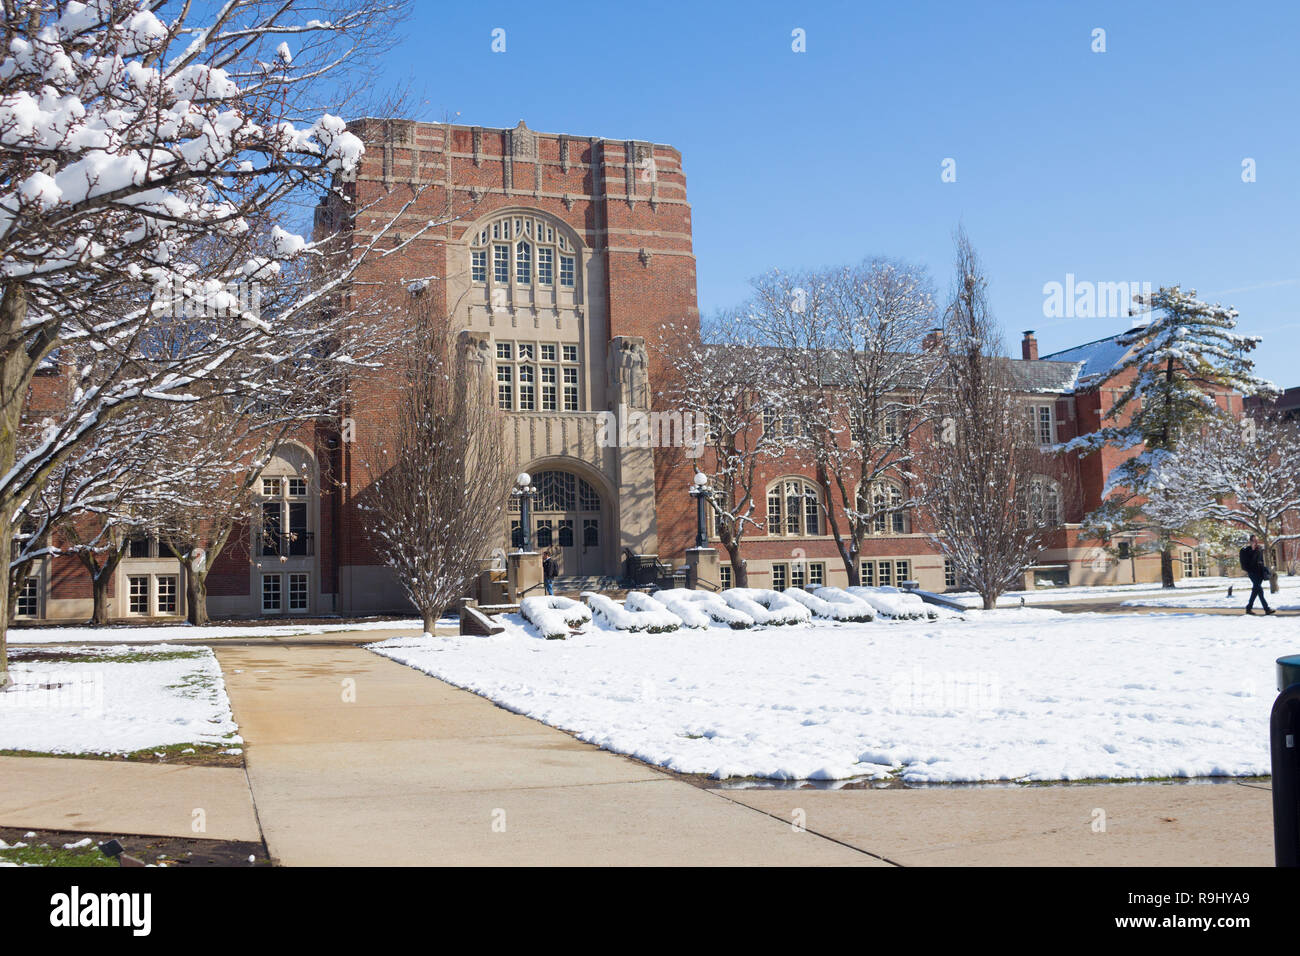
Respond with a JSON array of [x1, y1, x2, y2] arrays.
[[214, 645, 875, 866], [0, 756, 261, 842]]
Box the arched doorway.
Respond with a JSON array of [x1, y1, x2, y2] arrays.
[[509, 468, 607, 577]]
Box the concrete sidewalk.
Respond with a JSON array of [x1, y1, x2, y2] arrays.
[[215, 645, 877, 866], [712, 781, 1272, 866], [0, 756, 261, 842]]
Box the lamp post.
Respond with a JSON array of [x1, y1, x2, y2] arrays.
[[688, 471, 711, 549], [511, 472, 538, 552]]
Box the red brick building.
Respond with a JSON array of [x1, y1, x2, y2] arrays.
[[13, 119, 1246, 622]]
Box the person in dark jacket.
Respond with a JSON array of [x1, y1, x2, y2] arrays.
[[1239, 535, 1275, 615], [543, 547, 559, 596]]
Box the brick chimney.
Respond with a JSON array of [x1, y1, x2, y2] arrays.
[[922, 328, 944, 352], [1021, 330, 1039, 361]]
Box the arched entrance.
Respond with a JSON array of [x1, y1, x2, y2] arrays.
[[509, 468, 608, 577]]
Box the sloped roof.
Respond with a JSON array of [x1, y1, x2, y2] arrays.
[[1041, 333, 1134, 385], [1002, 357, 1085, 393]]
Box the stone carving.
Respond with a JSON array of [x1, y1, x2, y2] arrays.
[[457, 329, 492, 378], [609, 336, 649, 411], [510, 120, 537, 160]]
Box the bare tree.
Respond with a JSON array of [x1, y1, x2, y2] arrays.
[[1146, 414, 1300, 592], [915, 230, 1070, 609], [653, 315, 794, 587], [363, 294, 512, 633], [0, 0, 414, 686], [749, 260, 943, 584]]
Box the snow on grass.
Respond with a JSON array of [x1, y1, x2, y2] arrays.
[[1124, 588, 1300, 610], [947, 575, 1300, 608], [8, 618, 425, 644], [0, 645, 241, 755], [368, 609, 1289, 783]]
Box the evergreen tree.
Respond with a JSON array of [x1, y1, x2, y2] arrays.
[[1075, 287, 1275, 587]]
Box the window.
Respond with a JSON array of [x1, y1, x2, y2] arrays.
[[497, 365, 513, 408], [809, 563, 825, 587], [472, 214, 578, 294], [16, 576, 39, 617], [494, 341, 580, 412], [261, 478, 282, 497], [860, 558, 913, 588], [720, 564, 733, 589], [563, 367, 579, 411], [583, 518, 599, 547], [287, 477, 307, 497], [127, 536, 151, 559], [557, 519, 574, 548], [518, 364, 535, 410], [289, 573, 309, 612], [767, 479, 820, 536], [1028, 476, 1062, 527], [790, 563, 806, 590], [156, 576, 177, 615], [771, 563, 788, 591], [129, 575, 150, 615], [1182, 550, 1208, 578], [515, 241, 531, 284], [262, 574, 282, 613], [866, 481, 908, 534], [1029, 404, 1055, 445], [536, 520, 553, 548], [945, 559, 957, 588]]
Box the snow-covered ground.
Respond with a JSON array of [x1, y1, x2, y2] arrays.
[[1122, 579, 1300, 610], [8, 618, 425, 645], [0, 645, 241, 755], [370, 609, 1291, 783], [948, 575, 1300, 608]]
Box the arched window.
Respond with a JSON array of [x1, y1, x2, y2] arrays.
[[1028, 476, 1063, 527], [861, 479, 909, 535], [470, 213, 577, 293], [767, 478, 821, 536]]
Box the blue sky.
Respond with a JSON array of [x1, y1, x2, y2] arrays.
[[383, 0, 1300, 384]]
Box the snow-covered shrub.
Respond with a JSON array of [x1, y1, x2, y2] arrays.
[[846, 586, 936, 620], [520, 596, 592, 640], [721, 588, 812, 626], [656, 588, 755, 629], [583, 592, 682, 633], [786, 587, 874, 622]]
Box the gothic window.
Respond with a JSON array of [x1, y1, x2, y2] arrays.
[[471, 213, 579, 295], [766, 478, 821, 536]]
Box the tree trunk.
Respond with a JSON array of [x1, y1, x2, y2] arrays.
[[421, 612, 437, 635], [186, 566, 210, 626], [982, 590, 997, 610], [725, 542, 747, 588], [91, 573, 111, 626], [0, 526, 11, 691], [89, 551, 123, 626], [1270, 570, 1279, 594], [1160, 548, 1175, 589], [0, 284, 29, 690]]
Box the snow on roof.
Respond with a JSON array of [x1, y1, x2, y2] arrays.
[[1041, 333, 1134, 385]]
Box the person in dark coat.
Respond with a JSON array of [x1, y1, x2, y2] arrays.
[[1239, 535, 1275, 615], [543, 547, 559, 596]]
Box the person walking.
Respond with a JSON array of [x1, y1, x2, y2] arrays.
[[543, 547, 559, 596], [1239, 535, 1276, 615]]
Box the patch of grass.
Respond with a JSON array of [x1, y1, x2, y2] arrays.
[[0, 740, 242, 767], [0, 842, 114, 868], [9, 649, 207, 665]]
